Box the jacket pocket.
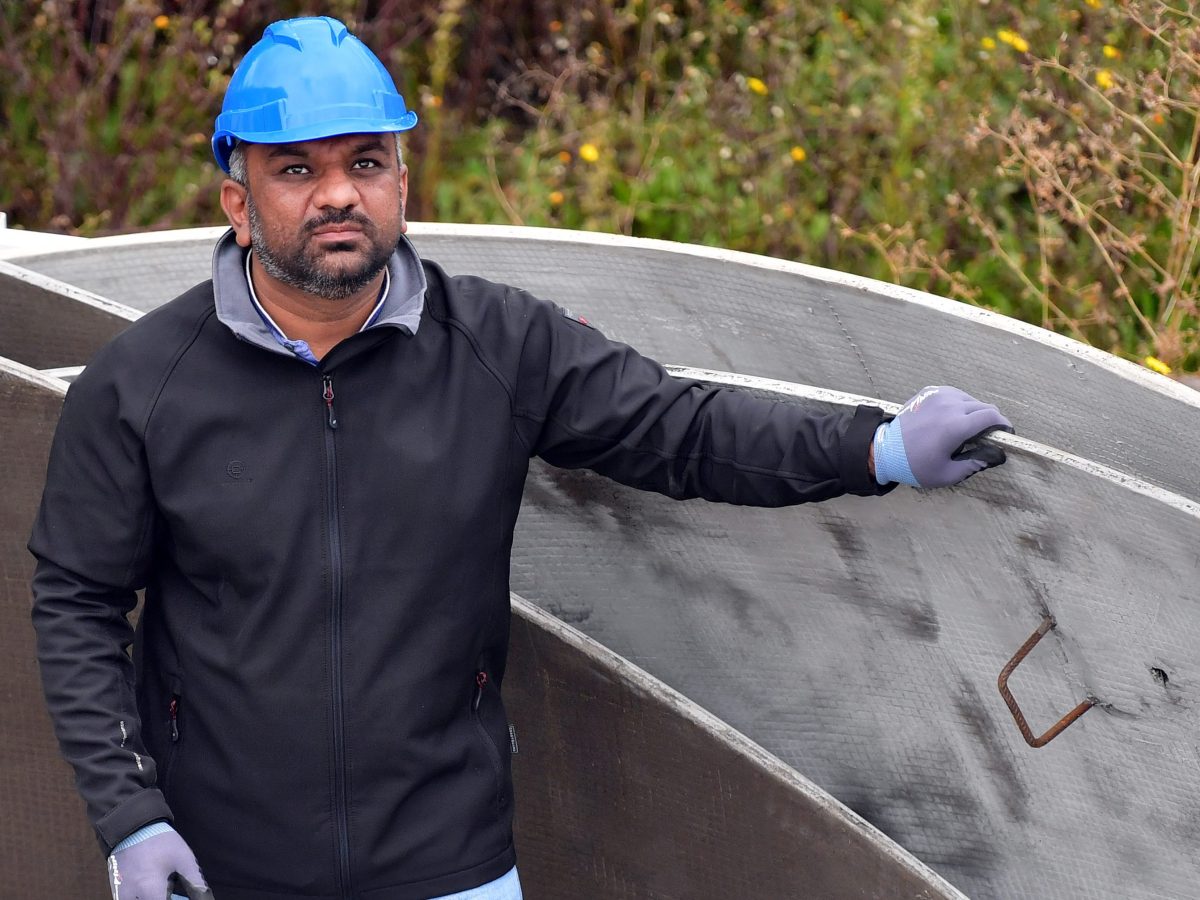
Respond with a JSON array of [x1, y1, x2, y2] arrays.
[[471, 669, 505, 806], [160, 679, 183, 795]]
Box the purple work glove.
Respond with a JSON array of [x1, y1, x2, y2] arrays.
[[873, 386, 1013, 488], [107, 822, 211, 900]]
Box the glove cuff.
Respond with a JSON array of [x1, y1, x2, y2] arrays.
[[111, 821, 175, 855], [874, 420, 918, 487]]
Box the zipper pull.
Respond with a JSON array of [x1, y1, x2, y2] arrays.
[[322, 375, 338, 429], [474, 671, 488, 711], [168, 697, 180, 742]]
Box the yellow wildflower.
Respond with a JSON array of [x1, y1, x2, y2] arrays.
[[789, 146, 807, 163], [746, 76, 769, 96], [1144, 356, 1172, 376], [980, 36, 996, 50], [153, 14, 170, 29], [549, 191, 565, 206], [1096, 69, 1115, 90], [1103, 45, 1121, 59], [579, 143, 600, 163], [997, 30, 1029, 54], [1084, 0, 1101, 7], [557, 150, 572, 164], [1152, 113, 1165, 126]]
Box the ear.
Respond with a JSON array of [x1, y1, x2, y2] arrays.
[[220, 179, 252, 248], [397, 163, 409, 235]]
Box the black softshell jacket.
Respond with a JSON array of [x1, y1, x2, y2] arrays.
[[30, 257, 889, 899]]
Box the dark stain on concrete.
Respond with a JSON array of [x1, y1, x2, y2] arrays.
[[964, 474, 1047, 517], [539, 600, 592, 627], [818, 510, 941, 642], [953, 679, 1031, 822], [1016, 526, 1062, 564], [903, 598, 941, 642], [820, 510, 868, 561], [841, 771, 998, 884], [1017, 571, 1054, 619]]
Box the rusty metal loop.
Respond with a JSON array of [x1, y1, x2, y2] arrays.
[[997, 615, 1095, 748]]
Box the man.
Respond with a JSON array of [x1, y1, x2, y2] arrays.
[[30, 16, 1011, 900]]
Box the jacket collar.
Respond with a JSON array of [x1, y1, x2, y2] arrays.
[[211, 228, 426, 360]]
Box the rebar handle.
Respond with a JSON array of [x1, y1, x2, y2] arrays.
[[997, 615, 1095, 748]]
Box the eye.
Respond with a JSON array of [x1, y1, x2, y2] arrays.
[[352, 158, 382, 170], [277, 163, 310, 176]]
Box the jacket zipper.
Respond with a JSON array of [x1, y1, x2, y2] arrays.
[[163, 694, 181, 793], [168, 697, 180, 742], [322, 374, 352, 896], [472, 670, 505, 799]]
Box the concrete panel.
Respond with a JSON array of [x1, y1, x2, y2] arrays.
[[0, 359, 104, 896], [8, 225, 1198, 501], [0, 261, 138, 369]]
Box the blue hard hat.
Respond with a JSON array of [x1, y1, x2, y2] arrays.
[[212, 16, 418, 174]]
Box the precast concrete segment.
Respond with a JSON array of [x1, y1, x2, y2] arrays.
[[509, 374, 1200, 900], [8, 225, 1199, 501], [0, 358, 106, 896], [0, 260, 138, 369], [508, 594, 967, 899]]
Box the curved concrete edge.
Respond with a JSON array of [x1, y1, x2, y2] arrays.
[[1, 355, 71, 398], [0, 260, 141, 370], [0, 216, 90, 258], [0, 259, 141, 323], [666, 365, 1200, 522], [9, 223, 1196, 409], [40, 366, 85, 383], [509, 592, 969, 898]]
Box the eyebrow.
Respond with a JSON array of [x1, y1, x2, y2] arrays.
[[350, 138, 387, 155], [266, 144, 308, 160], [265, 139, 388, 160]]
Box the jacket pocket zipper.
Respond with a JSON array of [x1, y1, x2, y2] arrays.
[[471, 671, 505, 800], [162, 694, 181, 792]]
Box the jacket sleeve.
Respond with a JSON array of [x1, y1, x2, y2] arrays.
[[27, 361, 173, 854], [505, 288, 893, 506]]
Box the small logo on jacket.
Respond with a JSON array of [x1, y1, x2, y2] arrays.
[[222, 459, 252, 483]]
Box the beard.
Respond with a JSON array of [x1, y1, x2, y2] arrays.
[[247, 193, 396, 301]]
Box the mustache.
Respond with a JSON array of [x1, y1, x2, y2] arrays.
[[304, 209, 374, 233]]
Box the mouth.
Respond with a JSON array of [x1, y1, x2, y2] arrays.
[[311, 226, 365, 242]]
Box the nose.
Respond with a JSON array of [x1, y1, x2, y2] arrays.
[[310, 166, 361, 212]]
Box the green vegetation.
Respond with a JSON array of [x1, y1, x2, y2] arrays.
[[1, 0, 1196, 372]]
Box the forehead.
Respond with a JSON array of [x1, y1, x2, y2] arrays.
[[248, 132, 395, 163]]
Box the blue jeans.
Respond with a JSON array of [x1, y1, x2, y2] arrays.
[[430, 866, 523, 900]]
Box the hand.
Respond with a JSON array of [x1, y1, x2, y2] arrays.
[[873, 386, 1012, 488], [107, 822, 211, 900]]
